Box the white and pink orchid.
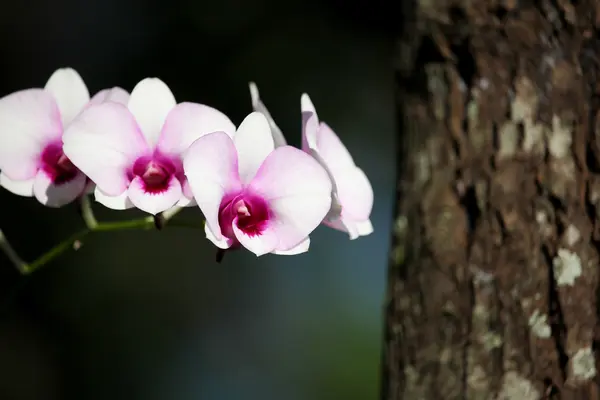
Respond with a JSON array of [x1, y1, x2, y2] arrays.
[[248, 83, 374, 240], [0, 68, 374, 260], [300, 94, 373, 239], [0, 68, 128, 207], [183, 112, 332, 256], [62, 77, 236, 215]]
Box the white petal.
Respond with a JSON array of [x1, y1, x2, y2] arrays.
[[33, 170, 87, 207], [234, 112, 274, 183], [157, 102, 236, 156], [355, 219, 373, 237], [232, 220, 279, 256], [0, 89, 62, 180], [44, 68, 90, 125], [127, 175, 182, 215], [205, 224, 234, 249], [89, 87, 130, 106], [323, 217, 359, 240], [0, 173, 34, 197], [300, 93, 317, 115], [313, 122, 356, 173], [183, 132, 242, 241], [176, 195, 196, 207], [271, 237, 310, 255], [94, 187, 134, 210], [127, 78, 176, 148], [249, 146, 332, 250], [249, 82, 287, 147], [333, 165, 373, 221], [62, 102, 149, 196]]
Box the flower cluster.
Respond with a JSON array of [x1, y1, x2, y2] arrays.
[[0, 68, 373, 257]]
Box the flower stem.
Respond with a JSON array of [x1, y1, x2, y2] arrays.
[[79, 195, 98, 229], [1, 198, 203, 275], [0, 228, 27, 274], [93, 217, 155, 232], [23, 229, 90, 274]]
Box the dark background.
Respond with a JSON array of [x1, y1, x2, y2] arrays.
[[0, 1, 396, 399]]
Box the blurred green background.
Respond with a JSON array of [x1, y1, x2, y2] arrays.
[[0, 1, 396, 399]]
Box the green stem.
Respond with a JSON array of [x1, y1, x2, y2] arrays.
[[23, 229, 90, 274], [79, 195, 98, 229], [0, 228, 27, 274], [94, 217, 155, 232], [23, 217, 157, 275], [1, 197, 204, 276]]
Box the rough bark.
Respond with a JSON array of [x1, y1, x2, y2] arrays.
[[382, 1, 600, 399]]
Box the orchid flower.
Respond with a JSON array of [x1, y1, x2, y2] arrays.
[[183, 112, 332, 256], [301, 94, 374, 239], [0, 68, 128, 207], [62, 77, 235, 215]]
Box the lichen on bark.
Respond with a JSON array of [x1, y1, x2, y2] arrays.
[[383, 0, 600, 399]]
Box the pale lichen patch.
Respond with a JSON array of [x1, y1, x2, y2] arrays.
[[522, 120, 546, 155], [497, 122, 520, 160], [511, 77, 538, 124], [467, 365, 488, 391], [496, 372, 541, 400], [528, 310, 551, 338], [535, 211, 547, 224], [414, 151, 431, 188], [547, 114, 573, 159], [394, 215, 408, 236], [481, 332, 503, 351], [470, 265, 495, 284], [571, 347, 596, 381], [564, 224, 581, 247], [552, 248, 582, 286]]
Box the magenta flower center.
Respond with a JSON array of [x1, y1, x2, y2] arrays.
[[41, 142, 79, 184], [132, 154, 179, 193], [219, 193, 270, 239]]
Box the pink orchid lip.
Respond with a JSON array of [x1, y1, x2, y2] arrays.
[[40, 141, 80, 185], [131, 153, 181, 194], [219, 192, 270, 240]]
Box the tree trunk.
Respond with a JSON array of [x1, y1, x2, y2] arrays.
[[382, 1, 600, 399]]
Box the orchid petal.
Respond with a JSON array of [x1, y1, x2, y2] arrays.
[[300, 93, 317, 115], [232, 220, 279, 256], [355, 219, 374, 236], [323, 217, 358, 239], [313, 122, 355, 173], [271, 237, 310, 255], [94, 187, 134, 210], [183, 132, 242, 241], [157, 102, 235, 156], [333, 166, 373, 221], [0, 89, 62, 180], [127, 175, 182, 215], [0, 174, 34, 197], [33, 170, 87, 207], [301, 109, 319, 153], [62, 102, 149, 196], [249, 146, 332, 250], [176, 195, 196, 207], [44, 68, 90, 125], [127, 78, 176, 148], [205, 224, 234, 249], [234, 112, 274, 183], [249, 82, 287, 147], [89, 87, 130, 106], [323, 216, 373, 240]]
